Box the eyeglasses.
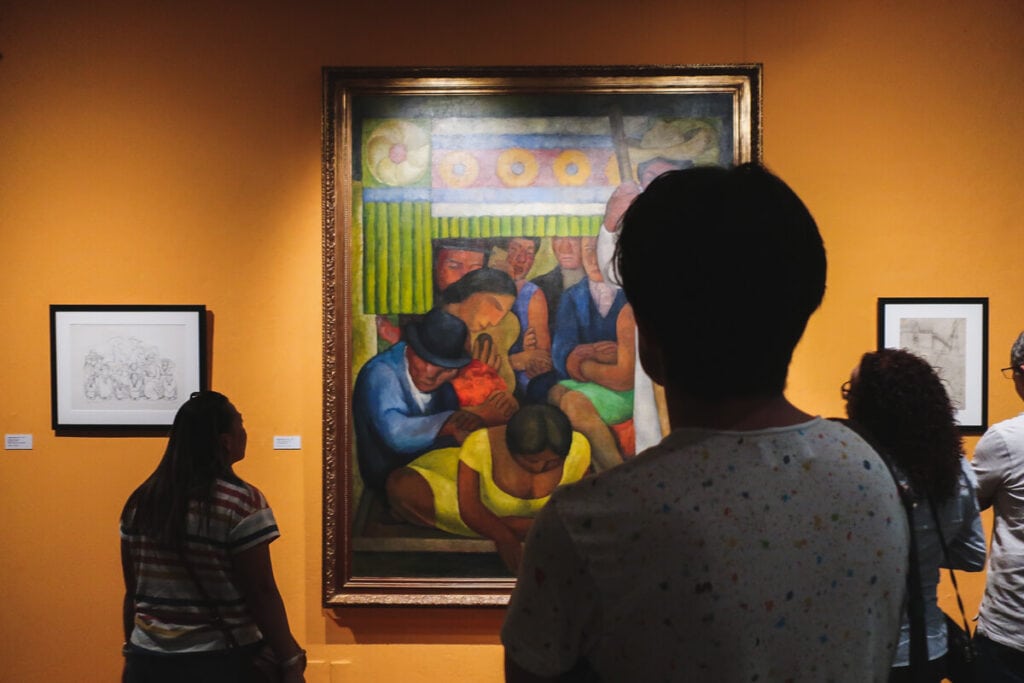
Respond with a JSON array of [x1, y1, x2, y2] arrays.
[[1001, 366, 1022, 380], [840, 380, 852, 400]]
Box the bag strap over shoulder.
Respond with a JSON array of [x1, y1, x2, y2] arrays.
[[924, 490, 973, 639], [177, 543, 240, 649]]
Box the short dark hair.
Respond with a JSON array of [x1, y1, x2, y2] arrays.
[[440, 267, 517, 304], [505, 404, 573, 458], [615, 163, 826, 399], [1011, 330, 1024, 369]]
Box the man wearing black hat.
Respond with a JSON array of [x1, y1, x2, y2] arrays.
[[353, 308, 484, 496]]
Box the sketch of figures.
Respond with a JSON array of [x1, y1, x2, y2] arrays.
[[81, 336, 178, 403], [900, 317, 966, 409]]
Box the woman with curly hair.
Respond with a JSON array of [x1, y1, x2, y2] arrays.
[[843, 348, 986, 682]]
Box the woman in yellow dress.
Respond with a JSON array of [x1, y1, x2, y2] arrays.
[[386, 404, 590, 573]]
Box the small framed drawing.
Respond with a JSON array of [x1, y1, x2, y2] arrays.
[[877, 297, 988, 433], [50, 305, 207, 430]]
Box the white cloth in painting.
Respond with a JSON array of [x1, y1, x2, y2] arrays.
[[597, 223, 661, 451]]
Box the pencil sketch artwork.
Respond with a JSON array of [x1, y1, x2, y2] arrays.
[[345, 89, 743, 581], [900, 317, 967, 410], [71, 327, 184, 411]]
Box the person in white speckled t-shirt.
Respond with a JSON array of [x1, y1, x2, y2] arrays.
[[502, 163, 910, 682]]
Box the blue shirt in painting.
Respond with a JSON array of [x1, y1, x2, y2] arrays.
[[352, 342, 460, 494], [551, 279, 627, 378]]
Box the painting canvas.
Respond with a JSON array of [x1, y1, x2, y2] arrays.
[[877, 297, 988, 432], [322, 65, 762, 605], [50, 305, 207, 429]]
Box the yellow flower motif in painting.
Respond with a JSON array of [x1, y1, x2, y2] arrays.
[[365, 120, 430, 186], [438, 151, 480, 188], [496, 148, 539, 187], [553, 150, 591, 186]]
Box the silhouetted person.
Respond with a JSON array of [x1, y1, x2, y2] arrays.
[[502, 163, 910, 682]]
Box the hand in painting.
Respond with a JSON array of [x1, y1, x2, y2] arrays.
[[603, 182, 642, 233], [464, 390, 518, 426], [472, 333, 503, 373], [567, 342, 617, 382], [524, 351, 553, 378], [510, 328, 554, 378], [589, 340, 619, 364], [439, 410, 485, 443]]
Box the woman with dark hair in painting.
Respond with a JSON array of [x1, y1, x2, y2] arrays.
[[387, 404, 590, 573], [441, 267, 521, 426]]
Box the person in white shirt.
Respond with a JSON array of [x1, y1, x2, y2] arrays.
[[973, 330, 1024, 681]]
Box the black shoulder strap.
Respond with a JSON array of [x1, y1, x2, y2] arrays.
[[925, 489, 973, 638], [829, 418, 929, 682], [177, 543, 239, 649]]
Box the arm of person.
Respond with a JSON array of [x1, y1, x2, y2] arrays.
[[457, 460, 523, 573], [120, 538, 136, 643], [438, 409, 485, 443], [943, 459, 988, 570], [972, 427, 1009, 511], [577, 303, 636, 391], [511, 291, 554, 377], [597, 183, 640, 285], [564, 343, 597, 382], [551, 293, 581, 378], [527, 289, 551, 352], [232, 542, 306, 680], [359, 368, 455, 453]]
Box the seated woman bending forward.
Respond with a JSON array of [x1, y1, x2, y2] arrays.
[[386, 404, 590, 573]]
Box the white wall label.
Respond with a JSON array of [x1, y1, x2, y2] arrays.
[[273, 435, 301, 450], [5, 434, 33, 450]]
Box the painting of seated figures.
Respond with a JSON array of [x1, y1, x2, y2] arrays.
[[322, 65, 760, 604]]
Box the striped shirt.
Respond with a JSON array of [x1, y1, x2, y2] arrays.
[[121, 477, 280, 653]]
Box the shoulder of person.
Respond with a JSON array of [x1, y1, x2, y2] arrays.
[[217, 475, 269, 511]]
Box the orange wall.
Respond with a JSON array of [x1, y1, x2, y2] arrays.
[[1, 1, 1022, 680]]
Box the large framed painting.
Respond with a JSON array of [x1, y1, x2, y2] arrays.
[[322, 65, 762, 605], [50, 305, 207, 430], [877, 297, 989, 433]]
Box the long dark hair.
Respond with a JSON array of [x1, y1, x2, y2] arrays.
[[120, 391, 238, 544], [845, 349, 963, 501]]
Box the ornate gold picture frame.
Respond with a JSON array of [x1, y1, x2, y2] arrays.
[[323, 65, 762, 606]]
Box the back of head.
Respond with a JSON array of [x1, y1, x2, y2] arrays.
[[615, 163, 826, 400], [505, 404, 573, 458], [1011, 330, 1024, 369], [846, 348, 962, 500], [122, 390, 236, 542]]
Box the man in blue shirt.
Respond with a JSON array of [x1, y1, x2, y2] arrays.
[[353, 308, 482, 495]]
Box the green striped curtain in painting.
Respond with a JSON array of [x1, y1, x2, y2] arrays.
[[363, 202, 601, 315]]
